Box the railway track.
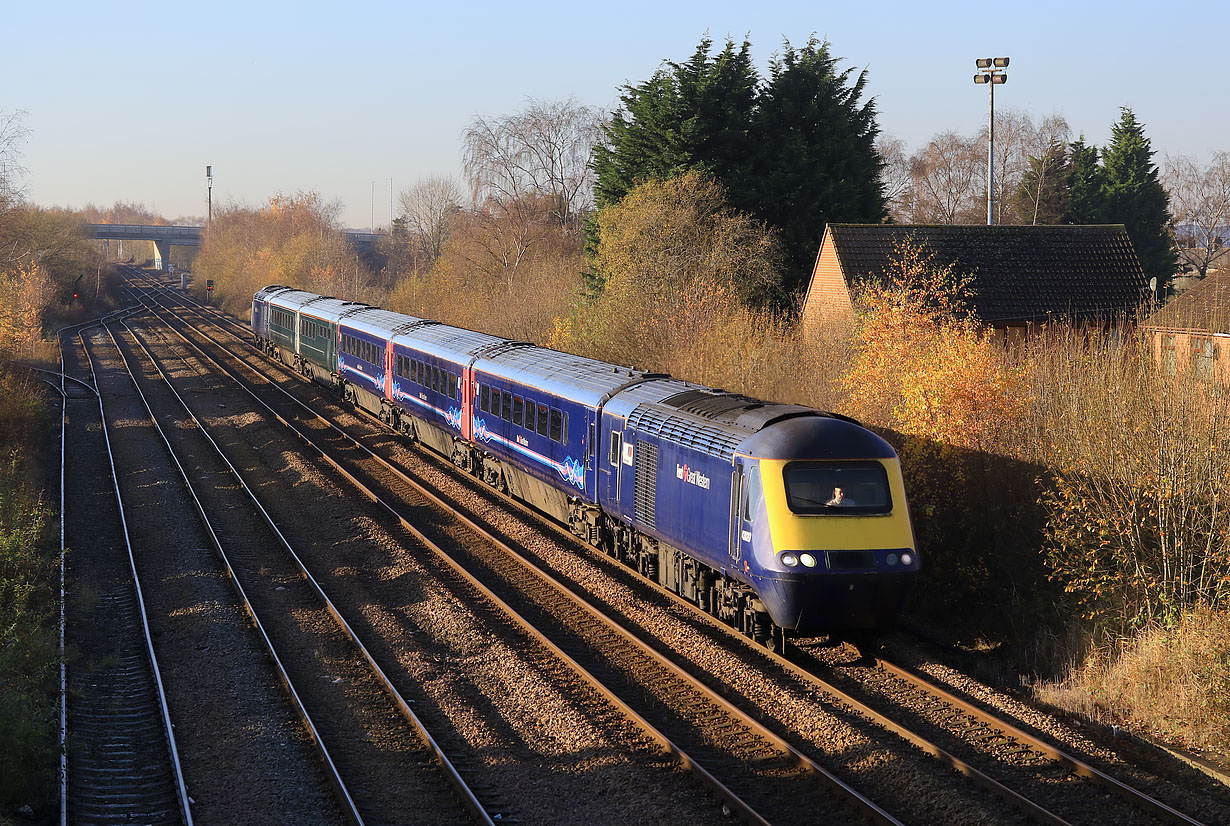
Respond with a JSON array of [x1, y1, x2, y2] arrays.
[[60, 320, 192, 826], [123, 270, 1226, 825], [121, 276, 900, 824], [91, 309, 496, 825]]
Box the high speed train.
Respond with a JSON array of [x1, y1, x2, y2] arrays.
[[252, 285, 918, 649]]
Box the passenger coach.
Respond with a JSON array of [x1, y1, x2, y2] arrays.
[[251, 286, 919, 647]]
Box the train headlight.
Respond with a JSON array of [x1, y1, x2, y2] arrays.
[[901, 552, 914, 566], [799, 553, 817, 568], [887, 553, 900, 566], [780, 552, 799, 568]]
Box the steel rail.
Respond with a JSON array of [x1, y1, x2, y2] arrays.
[[139, 268, 1212, 826], [145, 279, 1087, 825], [871, 656, 1207, 826], [125, 278, 786, 826], [101, 319, 366, 826], [58, 336, 68, 826], [78, 325, 194, 826], [133, 279, 905, 826], [115, 312, 497, 826]]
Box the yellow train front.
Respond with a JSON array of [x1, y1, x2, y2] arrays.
[[732, 413, 918, 634]]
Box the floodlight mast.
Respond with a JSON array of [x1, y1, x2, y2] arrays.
[[973, 57, 1009, 225]]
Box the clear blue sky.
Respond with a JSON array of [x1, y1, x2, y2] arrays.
[[7, 0, 1226, 228]]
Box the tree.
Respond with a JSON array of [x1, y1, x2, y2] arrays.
[[1100, 108, 1177, 288], [1013, 141, 1068, 225], [748, 37, 886, 295], [878, 135, 914, 222], [588, 171, 783, 364], [592, 36, 757, 210], [394, 175, 462, 270], [463, 96, 603, 232], [592, 35, 885, 302], [908, 131, 984, 224], [1164, 152, 1230, 278], [1062, 137, 1105, 224]]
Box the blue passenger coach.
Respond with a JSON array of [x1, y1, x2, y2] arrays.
[[251, 285, 919, 647]]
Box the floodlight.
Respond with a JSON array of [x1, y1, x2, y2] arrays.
[[974, 74, 989, 84], [976, 58, 993, 68], [992, 74, 1007, 84], [993, 57, 1010, 67]]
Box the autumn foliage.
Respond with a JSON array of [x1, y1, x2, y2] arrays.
[[193, 193, 379, 318]]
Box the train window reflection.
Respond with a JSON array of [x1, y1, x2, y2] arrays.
[[782, 462, 891, 515]]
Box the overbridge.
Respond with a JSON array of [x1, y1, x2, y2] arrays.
[[85, 224, 384, 269]]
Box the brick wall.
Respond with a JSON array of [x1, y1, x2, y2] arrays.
[[800, 231, 854, 341]]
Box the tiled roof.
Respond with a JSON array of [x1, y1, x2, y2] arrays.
[[1142, 268, 1230, 334], [827, 224, 1148, 324]]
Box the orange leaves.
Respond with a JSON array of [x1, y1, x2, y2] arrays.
[[0, 262, 55, 359], [841, 239, 1026, 452]]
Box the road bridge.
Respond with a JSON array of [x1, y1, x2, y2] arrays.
[[85, 224, 384, 269]]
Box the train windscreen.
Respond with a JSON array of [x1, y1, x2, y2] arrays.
[[781, 462, 892, 515]]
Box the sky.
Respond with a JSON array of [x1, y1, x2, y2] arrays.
[[7, 0, 1227, 229]]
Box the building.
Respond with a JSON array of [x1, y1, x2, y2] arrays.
[[800, 224, 1149, 343], [1141, 268, 1230, 384]]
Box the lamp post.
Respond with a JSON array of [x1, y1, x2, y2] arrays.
[[973, 57, 1009, 225], [206, 165, 213, 223]]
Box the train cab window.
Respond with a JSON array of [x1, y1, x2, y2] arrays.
[[480, 384, 490, 413], [536, 404, 549, 437], [549, 409, 562, 442], [609, 431, 621, 466], [782, 462, 891, 515], [501, 392, 512, 421], [512, 396, 524, 427]]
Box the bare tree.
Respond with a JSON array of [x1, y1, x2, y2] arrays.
[[878, 134, 914, 222], [1165, 152, 1230, 278], [397, 175, 462, 267], [970, 109, 1069, 224], [462, 96, 603, 232], [0, 110, 30, 266], [909, 131, 983, 223]]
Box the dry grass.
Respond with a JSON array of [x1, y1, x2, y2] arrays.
[[1033, 607, 1230, 753]]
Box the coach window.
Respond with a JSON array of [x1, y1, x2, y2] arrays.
[[536, 403, 549, 437], [549, 409, 562, 442], [480, 384, 490, 413], [512, 396, 524, 427], [491, 387, 501, 413], [501, 391, 512, 421]]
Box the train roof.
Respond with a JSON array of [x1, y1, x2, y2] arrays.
[[267, 288, 334, 312], [391, 323, 506, 363], [614, 380, 891, 463], [339, 307, 424, 338], [296, 297, 371, 323], [473, 344, 667, 407]]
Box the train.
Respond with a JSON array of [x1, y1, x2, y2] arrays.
[[251, 285, 918, 649]]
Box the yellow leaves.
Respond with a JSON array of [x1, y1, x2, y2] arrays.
[[841, 240, 1026, 452], [0, 262, 55, 359]]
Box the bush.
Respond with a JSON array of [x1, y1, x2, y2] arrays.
[[1035, 607, 1230, 752], [0, 373, 57, 809]]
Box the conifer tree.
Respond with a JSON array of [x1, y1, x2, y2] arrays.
[[591, 35, 886, 304], [1062, 137, 1106, 224], [1099, 108, 1177, 288]]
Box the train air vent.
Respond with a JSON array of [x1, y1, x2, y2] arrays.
[[633, 440, 658, 527], [825, 551, 875, 570]]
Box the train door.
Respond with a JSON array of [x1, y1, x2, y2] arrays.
[[729, 459, 757, 567], [601, 415, 626, 508], [461, 366, 474, 440]]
